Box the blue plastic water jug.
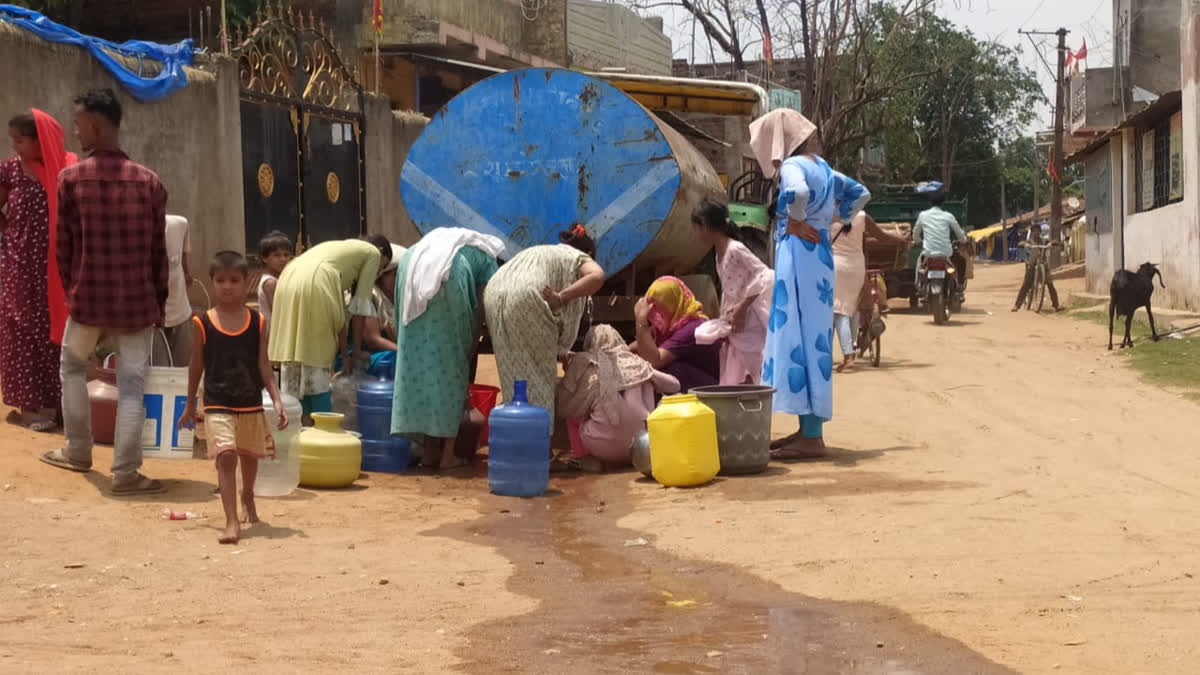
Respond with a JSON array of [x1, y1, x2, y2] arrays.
[[356, 376, 410, 473], [487, 380, 550, 497]]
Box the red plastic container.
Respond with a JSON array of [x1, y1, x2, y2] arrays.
[[88, 356, 118, 445], [468, 384, 501, 444]]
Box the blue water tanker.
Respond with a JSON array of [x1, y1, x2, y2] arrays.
[[357, 377, 411, 473], [487, 380, 551, 497], [401, 68, 725, 277]]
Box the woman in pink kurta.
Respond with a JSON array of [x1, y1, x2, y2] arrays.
[[692, 199, 773, 385], [557, 324, 679, 471]]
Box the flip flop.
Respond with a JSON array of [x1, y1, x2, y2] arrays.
[[770, 447, 826, 461], [110, 474, 166, 496], [29, 418, 60, 433], [769, 431, 804, 450], [39, 449, 91, 473]]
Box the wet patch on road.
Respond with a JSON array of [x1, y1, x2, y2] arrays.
[[425, 471, 1011, 674]]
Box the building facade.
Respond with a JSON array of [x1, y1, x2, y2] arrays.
[[1070, 0, 1197, 310]]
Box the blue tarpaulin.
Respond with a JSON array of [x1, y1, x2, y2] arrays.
[[0, 5, 194, 102]]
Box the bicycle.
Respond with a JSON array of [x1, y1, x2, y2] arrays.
[[1022, 242, 1060, 313], [855, 268, 885, 367]]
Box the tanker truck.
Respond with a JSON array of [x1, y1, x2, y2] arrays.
[[400, 67, 751, 331]]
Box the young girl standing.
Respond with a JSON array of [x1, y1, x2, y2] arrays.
[[256, 230, 293, 329], [181, 251, 287, 545], [692, 199, 773, 385]]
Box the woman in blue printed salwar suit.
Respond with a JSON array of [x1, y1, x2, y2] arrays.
[[748, 109, 870, 458]]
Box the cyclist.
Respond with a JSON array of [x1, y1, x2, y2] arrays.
[[1012, 223, 1061, 312]]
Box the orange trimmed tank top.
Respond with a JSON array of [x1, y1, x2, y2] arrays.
[[194, 308, 265, 413]]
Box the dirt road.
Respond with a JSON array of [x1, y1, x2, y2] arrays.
[[2, 263, 1198, 673]]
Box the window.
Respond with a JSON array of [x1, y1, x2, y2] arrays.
[[1135, 107, 1184, 212]]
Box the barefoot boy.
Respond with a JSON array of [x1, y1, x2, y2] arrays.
[[180, 251, 286, 544]]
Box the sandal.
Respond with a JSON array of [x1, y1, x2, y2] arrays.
[[769, 431, 804, 450], [29, 417, 60, 433], [39, 449, 91, 473], [110, 474, 166, 496], [770, 447, 826, 461]]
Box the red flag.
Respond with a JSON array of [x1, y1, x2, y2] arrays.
[[1064, 50, 1073, 70], [372, 0, 383, 35], [1047, 155, 1060, 183], [1075, 39, 1087, 61]]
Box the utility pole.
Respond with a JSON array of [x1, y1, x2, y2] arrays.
[[1019, 27, 1071, 266], [1049, 27, 1069, 268], [1000, 157, 1008, 262]]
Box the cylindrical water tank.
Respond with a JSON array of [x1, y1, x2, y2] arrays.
[[400, 68, 725, 276]]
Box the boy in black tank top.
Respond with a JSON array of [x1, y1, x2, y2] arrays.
[[180, 251, 287, 545]]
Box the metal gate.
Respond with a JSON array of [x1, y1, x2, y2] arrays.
[[233, 8, 365, 256]]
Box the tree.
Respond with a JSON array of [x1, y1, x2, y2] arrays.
[[875, 10, 1043, 192]]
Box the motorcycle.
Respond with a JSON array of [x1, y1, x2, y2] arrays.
[[918, 254, 965, 325]]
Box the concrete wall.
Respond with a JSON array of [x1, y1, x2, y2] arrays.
[[1084, 146, 1116, 293], [1117, 0, 1182, 97], [368, 0, 565, 66], [0, 22, 243, 292], [363, 95, 427, 247], [567, 0, 671, 76]]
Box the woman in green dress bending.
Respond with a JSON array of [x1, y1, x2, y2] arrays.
[[390, 228, 503, 470]]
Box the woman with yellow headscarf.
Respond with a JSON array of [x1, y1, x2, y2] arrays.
[[631, 276, 720, 392]]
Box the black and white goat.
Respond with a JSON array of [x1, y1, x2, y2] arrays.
[[1108, 262, 1165, 350]]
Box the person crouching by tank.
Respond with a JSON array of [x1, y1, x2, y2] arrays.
[[556, 324, 679, 472], [631, 276, 721, 393], [268, 233, 393, 421]]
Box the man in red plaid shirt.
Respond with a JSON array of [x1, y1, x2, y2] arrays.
[[40, 89, 170, 496]]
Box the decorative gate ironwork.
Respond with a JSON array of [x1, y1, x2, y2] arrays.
[[234, 4, 365, 257]]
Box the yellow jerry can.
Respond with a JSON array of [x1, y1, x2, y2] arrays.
[[647, 394, 720, 487]]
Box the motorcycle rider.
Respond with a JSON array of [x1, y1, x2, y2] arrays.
[[912, 191, 968, 296]]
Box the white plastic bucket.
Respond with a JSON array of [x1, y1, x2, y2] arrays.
[[141, 366, 193, 459]]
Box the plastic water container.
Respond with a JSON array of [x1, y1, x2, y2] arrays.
[[647, 394, 720, 487], [357, 377, 411, 473], [331, 373, 360, 431], [487, 380, 550, 497], [141, 366, 192, 459], [256, 391, 303, 497], [299, 412, 362, 488]]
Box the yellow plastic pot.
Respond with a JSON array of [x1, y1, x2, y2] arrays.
[[298, 413, 362, 488], [647, 394, 720, 487]]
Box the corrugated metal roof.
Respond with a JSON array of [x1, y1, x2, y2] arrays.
[[1065, 90, 1182, 164]]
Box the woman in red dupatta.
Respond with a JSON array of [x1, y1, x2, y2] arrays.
[[0, 109, 76, 431]]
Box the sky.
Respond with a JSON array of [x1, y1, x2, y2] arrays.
[[634, 0, 1114, 133]]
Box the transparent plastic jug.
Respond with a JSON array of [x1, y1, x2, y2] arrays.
[[255, 391, 304, 497]]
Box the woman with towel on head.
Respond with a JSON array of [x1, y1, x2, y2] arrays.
[[391, 228, 503, 470]]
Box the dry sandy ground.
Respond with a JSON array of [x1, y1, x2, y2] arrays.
[[1, 263, 1198, 673]]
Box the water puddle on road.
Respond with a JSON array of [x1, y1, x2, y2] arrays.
[[426, 471, 1011, 674]]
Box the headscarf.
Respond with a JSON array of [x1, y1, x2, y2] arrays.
[[748, 108, 817, 179], [557, 324, 654, 426], [30, 109, 78, 345], [644, 276, 706, 343]]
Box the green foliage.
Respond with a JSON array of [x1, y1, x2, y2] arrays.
[[852, 7, 1045, 227]]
